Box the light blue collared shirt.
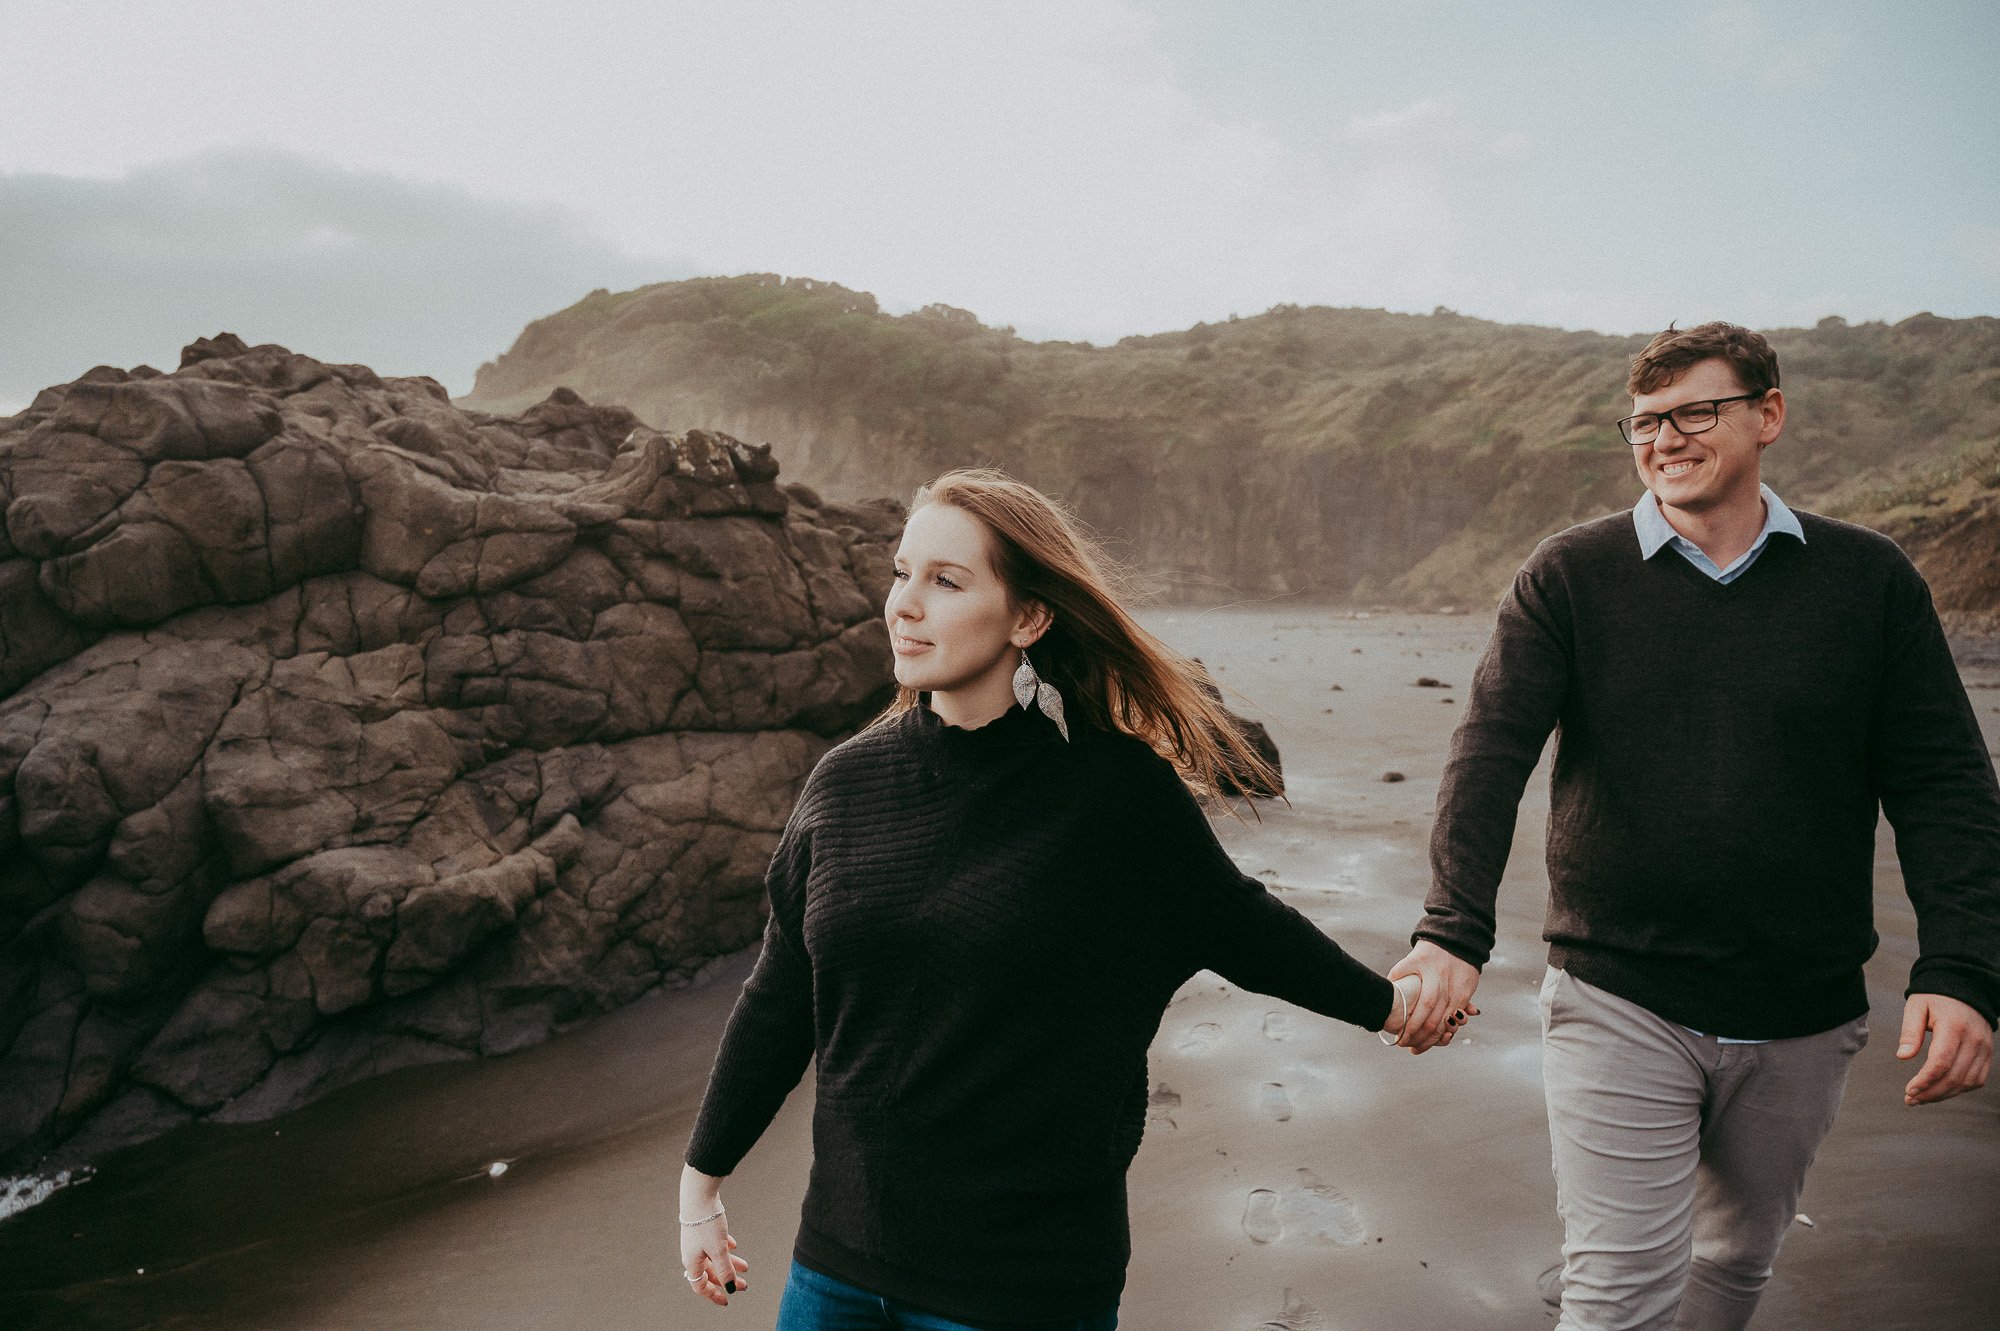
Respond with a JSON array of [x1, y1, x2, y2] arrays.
[[1632, 483, 1804, 1043], [1632, 484, 1805, 584]]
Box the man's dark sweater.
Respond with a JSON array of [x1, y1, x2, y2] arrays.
[[687, 701, 1392, 1326], [1417, 509, 2000, 1039]]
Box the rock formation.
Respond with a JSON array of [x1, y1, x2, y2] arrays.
[[0, 336, 901, 1171]]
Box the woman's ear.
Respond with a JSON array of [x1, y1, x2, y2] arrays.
[[1013, 601, 1053, 649]]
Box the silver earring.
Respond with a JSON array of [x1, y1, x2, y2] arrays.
[[1011, 651, 1068, 741]]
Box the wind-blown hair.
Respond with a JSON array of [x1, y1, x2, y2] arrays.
[[880, 468, 1280, 802]]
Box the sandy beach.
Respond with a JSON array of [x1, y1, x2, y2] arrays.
[[2, 607, 1996, 1330]]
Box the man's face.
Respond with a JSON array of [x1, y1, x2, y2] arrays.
[[1629, 357, 1784, 519]]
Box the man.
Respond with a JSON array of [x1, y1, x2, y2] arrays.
[[1391, 322, 1999, 1331]]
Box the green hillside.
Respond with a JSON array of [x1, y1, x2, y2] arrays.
[[464, 275, 2000, 610]]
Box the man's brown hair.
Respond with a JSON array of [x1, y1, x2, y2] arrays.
[[1626, 322, 1780, 397]]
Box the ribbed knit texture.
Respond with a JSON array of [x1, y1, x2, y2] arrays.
[[687, 701, 1393, 1326], [1419, 510, 2000, 1039]]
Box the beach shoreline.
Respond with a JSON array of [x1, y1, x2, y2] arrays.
[[2, 608, 1995, 1330]]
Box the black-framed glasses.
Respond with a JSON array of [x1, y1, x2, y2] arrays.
[[1615, 392, 1768, 446]]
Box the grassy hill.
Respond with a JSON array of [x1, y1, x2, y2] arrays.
[[464, 275, 2000, 612]]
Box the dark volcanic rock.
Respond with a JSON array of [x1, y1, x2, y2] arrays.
[[1215, 715, 1283, 800], [0, 339, 901, 1171], [1191, 666, 1284, 800]]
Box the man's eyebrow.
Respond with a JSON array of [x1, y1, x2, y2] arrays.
[[1643, 392, 1725, 412]]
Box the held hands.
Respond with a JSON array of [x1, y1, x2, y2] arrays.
[[1387, 940, 1482, 1053], [680, 1166, 750, 1306], [1897, 992, 1993, 1106]]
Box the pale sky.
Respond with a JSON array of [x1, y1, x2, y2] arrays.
[[3, 0, 1997, 405]]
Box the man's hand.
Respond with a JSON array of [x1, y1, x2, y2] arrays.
[[1897, 993, 1993, 1106], [1388, 940, 1481, 1053]]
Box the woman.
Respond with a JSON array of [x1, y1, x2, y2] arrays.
[[679, 470, 1423, 1329]]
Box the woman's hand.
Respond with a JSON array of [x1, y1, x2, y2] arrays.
[[1379, 973, 1423, 1045], [680, 1166, 750, 1306]]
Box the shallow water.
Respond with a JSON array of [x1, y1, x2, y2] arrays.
[[2, 609, 1995, 1330]]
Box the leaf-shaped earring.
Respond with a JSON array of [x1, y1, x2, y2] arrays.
[[1011, 651, 1068, 741], [1011, 652, 1039, 712]]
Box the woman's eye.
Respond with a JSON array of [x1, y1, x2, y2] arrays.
[[936, 574, 960, 589], [891, 568, 909, 580]]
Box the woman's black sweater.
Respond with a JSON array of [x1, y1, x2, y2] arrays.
[[686, 701, 1393, 1326]]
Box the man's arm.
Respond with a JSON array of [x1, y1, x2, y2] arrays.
[[1871, 563, 2000, 1103], [1399, 557, 1572, 1049]]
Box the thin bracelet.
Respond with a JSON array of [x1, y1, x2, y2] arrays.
[[1379, 979, 1410, 1046], [680, 1205, 725, 1227]]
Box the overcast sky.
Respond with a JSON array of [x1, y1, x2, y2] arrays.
[[4, 0, 1997, 406]]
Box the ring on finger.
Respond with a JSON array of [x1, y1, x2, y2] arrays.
[[685, 1272, 705, 1285]]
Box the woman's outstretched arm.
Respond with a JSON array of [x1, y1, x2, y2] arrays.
[[1130, 748, 1397, 1031], [1192, 856, 1397, 1032]]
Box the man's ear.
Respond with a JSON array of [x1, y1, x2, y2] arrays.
[[1015, 601, 1053, 648], [1756, 387, 1786, 448]]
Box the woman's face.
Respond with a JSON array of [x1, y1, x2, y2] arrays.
[[886, 503, 1043, 703]]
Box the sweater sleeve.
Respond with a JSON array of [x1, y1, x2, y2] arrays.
[[1870, 563, 2000, 1028], [684, 813, 818, 1176], [1416, 554, 1571, 967], [1133, 749, 1393, 1031]]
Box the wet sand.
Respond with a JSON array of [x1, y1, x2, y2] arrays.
[[2, 608, 1997, 1330]]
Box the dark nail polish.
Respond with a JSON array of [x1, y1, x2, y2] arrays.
[[726, 1280, 737, 1294]]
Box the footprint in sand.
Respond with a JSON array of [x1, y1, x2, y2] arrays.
[[1243, 1189, 1284, 1244], [1253, 1288, 1329, 1331], [1261, 1012, 1295, 1041], [1289, 1169, 1366, 1244], [1173, 1022, 1224, 1055], [1259, 1083, 1294, 1122], [1147, 1083, 1182, 1128], [1537, 1260, 1564, 1308], [1239, 1170, 1367, 1246]]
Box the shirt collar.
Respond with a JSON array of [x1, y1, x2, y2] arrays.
[[1633, 484, 1804, 559], [908, 698, 1064, 752]]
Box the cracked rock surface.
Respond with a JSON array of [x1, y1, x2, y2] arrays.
[[0, 336, 900, 1170]]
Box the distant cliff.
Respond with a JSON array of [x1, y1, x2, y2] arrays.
[[465, 276, 2000, 612], [1847, 434, 2000, 639]]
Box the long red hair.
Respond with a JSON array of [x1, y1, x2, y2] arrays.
[[880, 469, 1279, 802]]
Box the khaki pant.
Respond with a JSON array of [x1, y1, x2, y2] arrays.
[[1538, 966, 1867, 1331]]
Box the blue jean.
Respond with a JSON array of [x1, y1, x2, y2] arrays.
[[775, 1259, 1119, 1331]]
